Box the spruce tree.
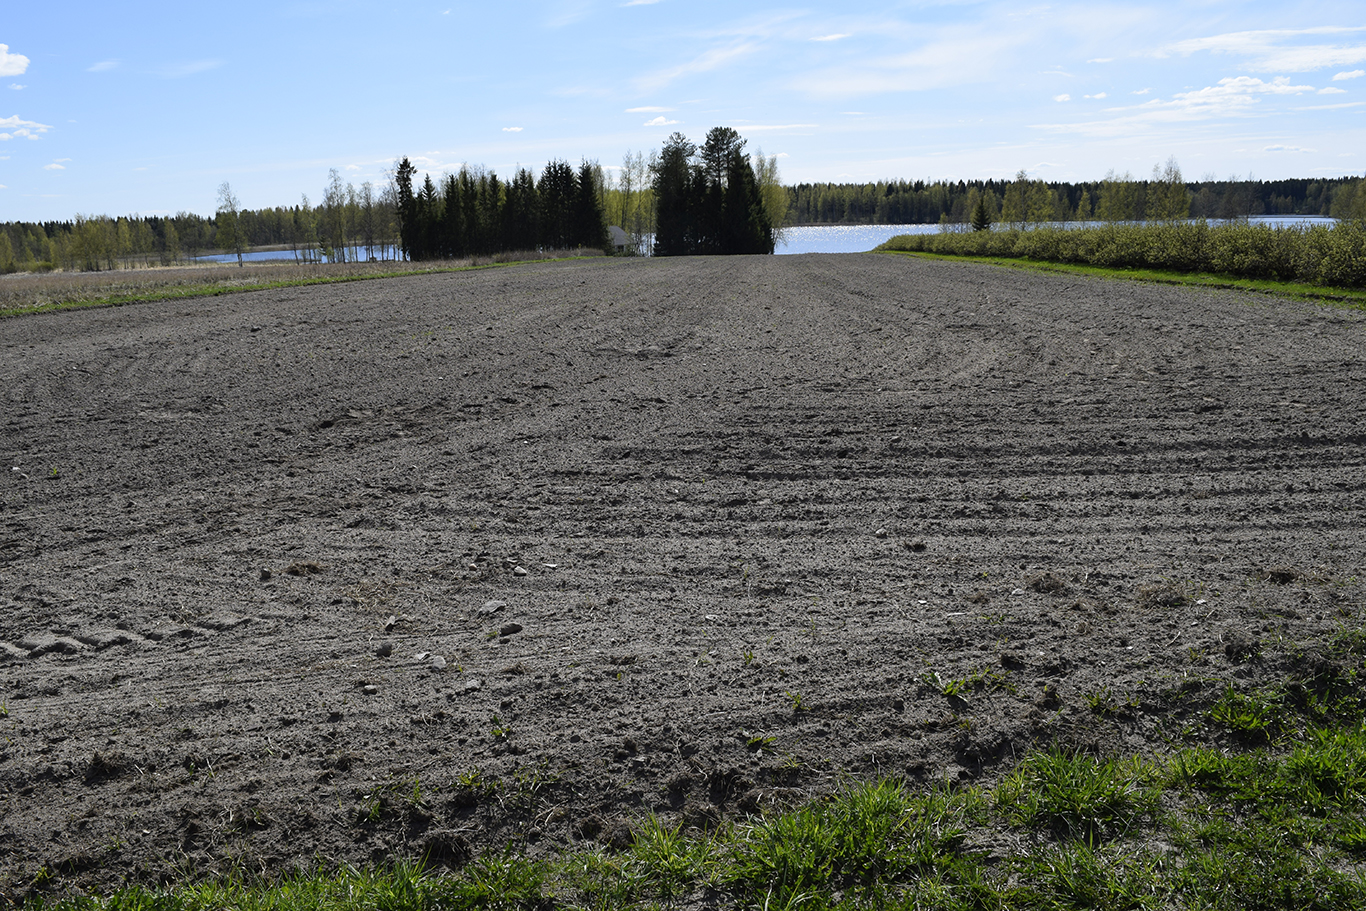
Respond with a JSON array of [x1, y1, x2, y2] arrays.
[[651, 133, 697, 256], [970, 193, 992, 232]]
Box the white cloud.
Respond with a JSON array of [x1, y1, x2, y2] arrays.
[[1133, 88, 1150, 95], [1085, 92, 1108, 99], [345, 164, 361, 170], [9, 83, 23, 90], [159, 60, 221, 78], [88, 60, 119, 72], [623, 0, 661, 5], [788, 22, 1038, 98], [545, 1, 592, 27], [1319, 86, 1347, 94], [0, 44, 28, 77], [643, 115, 680, 126], [1335, 69, 1365, 80], [0, 114, 52, 140], [636, 42, 757, 92], [43, 159, 69, 170], [1265, 145, 1314, 152], [1054, 94, 1071, 102], [738, 123, 818, 131], [0, 184, 6, 189], [502, 126, 523, 132], [1296, 100, 1366, 110], [1034, 76, 1319, 138], [625, 106, 672, 112], [1087, 57, 1113, 64], [1160, 26, 1366, 73], [812, 34, 850, 42]]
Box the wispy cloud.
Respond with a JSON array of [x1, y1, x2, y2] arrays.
[[623, 0, 661, 5], [545, 0, 592, 28], [1265, 145, 1314, 152], [1319, 86, 1347, 94], [626, 106, 673, 112], [636, 42, 758, 92], [159, 60, 221, 78], [737, 123, 817, 132], [9, 84, 24, 90], [1054, 94, 1071, 102], [1035, 76, 1318, 138], [643, 115, 680, 126], [88, 60, 119, 72], [1160, 26, 1366, 73], [502, 126, 523, 132], [1334, 69, 1365, 80], [1085, 92, 1107, 99], [43, 158, 71, 170], [1133, 88, 1151, 95], [0, 44, 29, 77], [1086, 57, 1113, 64], [788, 23, 1034, 98], [812, 34, 850, 42], [1295, 100, 1366, 110], [0, 114, 53, 140]]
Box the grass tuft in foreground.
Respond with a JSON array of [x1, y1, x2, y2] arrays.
[[25, 718, 1366, 910]]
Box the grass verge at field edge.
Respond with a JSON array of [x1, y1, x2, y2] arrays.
[[20, 714, 1366, 909], [875, 249, 1366, 311], [0, 256, 598, 320]]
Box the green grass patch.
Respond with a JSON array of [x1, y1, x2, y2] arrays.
[[28, 717, 1366, 910]]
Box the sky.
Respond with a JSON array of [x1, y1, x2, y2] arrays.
[[2, 1, 1364, 222]]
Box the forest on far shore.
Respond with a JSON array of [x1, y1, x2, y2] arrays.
[[0, 152, 1362, 272]]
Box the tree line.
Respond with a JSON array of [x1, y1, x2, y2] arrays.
[[787, 163, 1366, 227], [0, 168, 402, 273], [5, 148, 1363, 273], [393, 159, 608, 262], [650, 127, 781, 256]]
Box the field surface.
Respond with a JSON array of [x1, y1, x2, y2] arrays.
[[2, 253, 1365, 898]]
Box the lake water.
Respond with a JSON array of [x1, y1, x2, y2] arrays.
[[197, 217, 1342, 263]]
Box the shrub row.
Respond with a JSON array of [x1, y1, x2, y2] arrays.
[[878, 220, 1366, 289]]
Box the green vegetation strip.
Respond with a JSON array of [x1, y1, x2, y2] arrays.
[[879, 248, 1366, 309], [28, 712, 1366, 910], [0, 256, 590, 320], [875, 220, 1366, 300]]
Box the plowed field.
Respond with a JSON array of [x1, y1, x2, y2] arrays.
[[3, 253, 1365, 898]]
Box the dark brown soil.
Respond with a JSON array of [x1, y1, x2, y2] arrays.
[[3, 253, 1365, 900]]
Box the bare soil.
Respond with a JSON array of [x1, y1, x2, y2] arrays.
[[2, 253, 1365, 900]]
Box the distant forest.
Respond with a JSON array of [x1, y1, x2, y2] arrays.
[[787, 170, 1365, 226], [1, 156, 1363, 272]]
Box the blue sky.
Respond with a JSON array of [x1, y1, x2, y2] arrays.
[[2, 1, 1364, 222]]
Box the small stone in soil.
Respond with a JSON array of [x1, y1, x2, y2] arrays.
[[431, 655, 447, 670], [479, 600, 506, 615], [499, 622, 523, 636], [362, 685, 379, 695], [376, 641, 393, 657]]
